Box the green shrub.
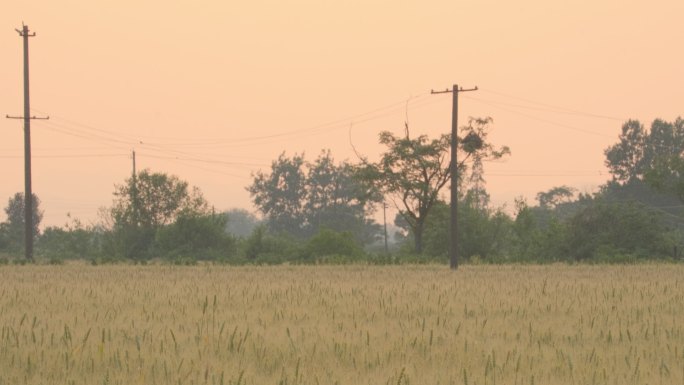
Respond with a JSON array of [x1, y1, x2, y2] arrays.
[[304, 228, 364, 262], [241, 226, 302, 263], [155, 214, 235, 261]]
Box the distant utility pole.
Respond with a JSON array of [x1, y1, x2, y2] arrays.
[[6, 24, 48, 261], [431, 84, 477, 270], [131, 149, 140, 226], [383, 201, 389, 255]]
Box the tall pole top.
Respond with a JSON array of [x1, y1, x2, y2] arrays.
[[15, 24, 36, 37]]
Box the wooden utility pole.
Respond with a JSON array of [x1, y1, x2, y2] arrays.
[[383, 201, 389, 255], [131, 150, 140, 226], [431, 84, 477, 270], [6, 24, 48, 261]]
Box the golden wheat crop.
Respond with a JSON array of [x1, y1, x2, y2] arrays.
[[0, 263, 683, 384]]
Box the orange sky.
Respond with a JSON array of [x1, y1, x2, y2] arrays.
[[2, 0, 683, 227]]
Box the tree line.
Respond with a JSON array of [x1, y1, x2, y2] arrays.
[[1, 117, 682, 264]]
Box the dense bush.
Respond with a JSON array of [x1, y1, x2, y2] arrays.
[[563, 200, 668, 261], [36, 225, 104, 260], [241, 225, 303, 264], [155, 213, 236, 261], [303, 228, 364, 262]]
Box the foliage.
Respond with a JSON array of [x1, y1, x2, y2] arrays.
[[303, 228, 364, 262], [508, 187, 678, 263], [360, 117, 509, 253], [248, 153, 307, 236], [509, 199, 569, 262], [155, 213, 236, 261], [536, 185, 577, 209], [105, 170, 212, 260], [223, 208, 261, 238], [36, 215, 104, 261], [605, 118, 684, 184], [564, 199, 668, 260], [0, 223, 11, 254], [395, 194, 512, 262], [242, 225, 302, 264], [248, 150, 379, 243], [646, 152, 684, 203], [111, 169, 210, 228], [0, 192, 43, 253]]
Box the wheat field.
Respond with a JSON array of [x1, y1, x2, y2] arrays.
[[0, 263, 683, 385]]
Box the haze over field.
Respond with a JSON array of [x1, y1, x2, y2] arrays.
[[1, 0, 683, 226]]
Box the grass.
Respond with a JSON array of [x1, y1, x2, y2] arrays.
[[0, 263, 683, 384]]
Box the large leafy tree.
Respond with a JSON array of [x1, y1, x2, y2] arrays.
[[536, 185, 577, 209], [0, 193, 43, 252], [565, 200, 667, 261], [107, 170, 211, 259], [360, 117, 509, 254], [248, 151, 378, 241], [639, 118, 684, 202], [111, 169, 210, 228], [605, 118, 684, 183], [248, 153, 307, 237], [646, 155, 684, 203], [304, 151, 377, 242]]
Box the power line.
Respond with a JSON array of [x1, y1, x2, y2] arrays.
[[463, 95, 614, 138], [479, 88, 626, 121], [31, 107, 144, 143], [464, 95, 624, 121], [34, 120, 136, 148], [32, 94, 432, 147], [0, 154, 127, 159], [136, 152, 268, 168], [488, 173, 604, 177]]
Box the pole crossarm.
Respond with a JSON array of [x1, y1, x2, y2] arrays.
[[15, 24, 36, 37], [430, 86, 479, 94], [6, 115, 49, 120]]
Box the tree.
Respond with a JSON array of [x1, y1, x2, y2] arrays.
[[395, 194, 512, 261], [642, 118, 684, 203], [360, 118, 509, 253], [304, 228, 364, 261], [604, 120, 647, 183], [304, 151, 379, 243], [605, 118, 684, 183], [248, 151, 379, 242], [646, 155, 684, 203], [536, 186, 577, 209], [0, 192, 43, 253], [564, 200, 667, 261], [106, 170, 211, 259], [248, 153, 307, 237], [36, 214, 104, 261], [224, 208, 261, 238], [155, 213, 235, 261], [111, 170, 210, 228]]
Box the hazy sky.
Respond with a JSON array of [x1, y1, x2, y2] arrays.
[[2, 0, 683, 227]]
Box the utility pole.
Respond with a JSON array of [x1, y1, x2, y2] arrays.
[[132, 149, 137, 176], [131, 150, 139, 226], [431, 84, 477, 270], [6, 24, 48, 261], [382, 201, 389, 255]]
